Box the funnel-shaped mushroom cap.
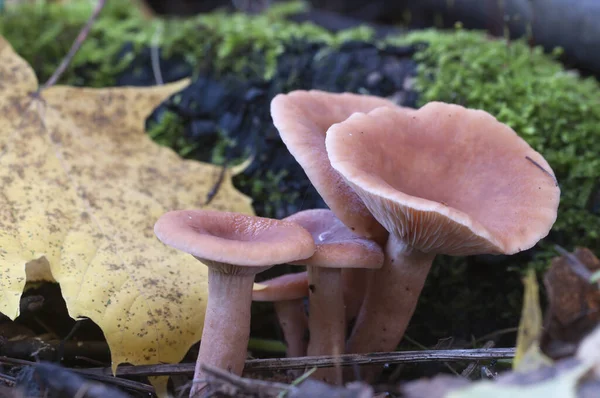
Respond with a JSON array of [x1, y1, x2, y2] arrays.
[[253, 272, 309, 301], [154, 210, 316, 266], [326, 103, 560, 256], [271, 90, 401, 240], [284, 209, 384, 268]]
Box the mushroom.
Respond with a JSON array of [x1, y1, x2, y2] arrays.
[[153, 210, 316, 396], [252, 272, 310, 358], [325, 102, 560, 378], [271, 90, 401, 321], [284, 209, 384, 384], [271, 90, 397, 241]]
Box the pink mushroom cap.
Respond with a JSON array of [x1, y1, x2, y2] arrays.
[[326, 102, 561, 256], [154, 209, 316, 267], [271, 90, 404, 240], [284, 209, 384, 269]]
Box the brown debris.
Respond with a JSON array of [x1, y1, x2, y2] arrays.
[[542, 247, 600, 359], [200, 364, 374, 398]]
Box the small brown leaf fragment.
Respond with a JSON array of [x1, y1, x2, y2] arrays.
[[542, 247, 600, 359]]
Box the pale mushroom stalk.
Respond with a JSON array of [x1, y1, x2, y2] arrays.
[[198, 267, 257, 379], [273, 299, 308, 357], [307, 267, 346, 360], [190, 263, 273, 396], [302, 264, 347, 385], [346, 235, 435, 355], [252, 272, 310, 358], [341, 268, 369, 322], [285, 209, 383, 385], [153, 210, 316, 398]]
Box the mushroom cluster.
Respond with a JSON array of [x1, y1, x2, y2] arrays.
[[154, 90, 561, 396]]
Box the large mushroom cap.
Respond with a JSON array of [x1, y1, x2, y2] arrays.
[[326, 102, 560, 256], [284, 209, 384, 268], [154, 210, 316, 266], [271, 90, 402, 240]]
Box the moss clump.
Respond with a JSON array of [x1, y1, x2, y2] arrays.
[[0, 1, 147, 86], [181, 7, 373, 80], [0, 0, 373, 86], [236, 169, 301, 218], [391, 28, 600, 265], [4, 1, 597, 259], [147, 110, 199, 157]]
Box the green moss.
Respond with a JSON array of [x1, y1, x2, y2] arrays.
[[3, 2, 597, 262], [236, 169, 300, 217], [390, 28, 600, 266], [147, 110, 199, 157], [0, 1, 147, 86], [0, 0, 373, 85], [189, 10, 373, 79]]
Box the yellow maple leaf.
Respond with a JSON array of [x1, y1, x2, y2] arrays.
[[0, 36, 253, 371]]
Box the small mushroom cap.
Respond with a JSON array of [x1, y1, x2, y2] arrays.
[[284, 209, 384, 269], [154, 210, 316, 267], [252, 272, 309, 301], [271, 90, 401, 240], [326, 102, 560, 256]]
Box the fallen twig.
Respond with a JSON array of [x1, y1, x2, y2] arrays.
[[18, 362, 134, 398], [0, 339, 110, 362], [0, 372, 15, 387], [201, 363, 292, 397], [76, 372, 154, 394], [38, 0, 107, 91], [76, 348, 515, 377], [554, 244, 595, 282], [0, 348, 513, 395], [150, 22, 164, 85], [0, 357, 153, 394], [200, 364, 374, 398], [204, 162, 229, 205], [461, 341, 495, 378], [204, 151, 234, 206]]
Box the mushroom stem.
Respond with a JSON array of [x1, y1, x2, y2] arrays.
[[342, 268, 371, 323], [274, 299, 308, 357], [345, 234, 435, 381], [307, 267, 345, 385], [190, 269, 254, 397]]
